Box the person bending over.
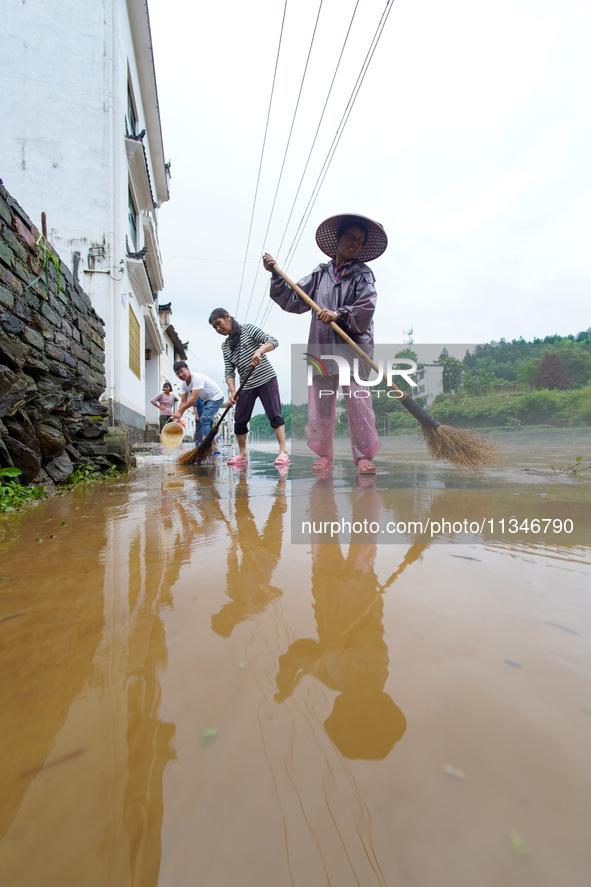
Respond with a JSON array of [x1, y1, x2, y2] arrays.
[[171, 361, 224, 443], [209, 309, 289, 467]]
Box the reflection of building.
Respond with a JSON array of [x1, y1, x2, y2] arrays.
[[0, 474, 193, 884], [0, 0, 189, 440], [0, 518, 107, 847], [416, 363, 444, 405]]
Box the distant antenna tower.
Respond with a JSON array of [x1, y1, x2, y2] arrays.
[[403, 327, 414, 346]]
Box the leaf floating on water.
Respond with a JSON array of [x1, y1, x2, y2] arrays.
[[202, 728, 218, 745], [582, 705, 591, 715], [509, 830, 531, 859], [35, 538, 43, 543], [238, 661, 245, 669], [443, 764, 466, 779]]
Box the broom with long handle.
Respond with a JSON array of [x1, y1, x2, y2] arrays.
[[177, 364, 257, 465], [271, 263, 498, 471]]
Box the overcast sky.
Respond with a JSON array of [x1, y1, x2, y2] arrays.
[[148, 0, 590, 399]]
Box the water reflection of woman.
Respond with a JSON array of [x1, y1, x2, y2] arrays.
[[274, 476, 420, 760], [211, 472, 287, 637]]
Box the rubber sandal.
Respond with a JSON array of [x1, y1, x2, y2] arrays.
[[311, 458, 334, 471], [274, 456, 291, 466], [357, 459, 376, 474], [228, 456, 247, 465]]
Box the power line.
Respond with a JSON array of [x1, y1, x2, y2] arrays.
[[243, 0, 325, 323], [259, 0, 361, 298], [284, 0, 395, 269], [252, 0, 363, 329], [234, 0, 288, 317], [257, 0, 395, 329]]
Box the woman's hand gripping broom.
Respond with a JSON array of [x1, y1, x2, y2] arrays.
[[271, 263, 498, 472]]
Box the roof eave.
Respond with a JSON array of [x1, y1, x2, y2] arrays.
[[127, 0, 170, 206]]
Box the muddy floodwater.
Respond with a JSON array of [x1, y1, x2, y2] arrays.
[[1, 432, 590, 887]]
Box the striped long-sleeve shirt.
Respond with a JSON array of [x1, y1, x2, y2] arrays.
[[221, 323, 279, 391]]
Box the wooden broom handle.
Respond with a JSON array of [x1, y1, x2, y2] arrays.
[[271, 263, 406, 398], [214, 363, 257, 425]]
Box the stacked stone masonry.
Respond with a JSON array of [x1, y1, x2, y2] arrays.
[[0, 180, 119, 486]]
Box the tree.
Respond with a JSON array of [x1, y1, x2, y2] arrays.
[[515, 358, 541, 386], [438, 349, 463, 393], [553, 342, 591, 387], [249, 404, 294, 438], [461, 368, 497, 396], [533, 353, 572, 390]]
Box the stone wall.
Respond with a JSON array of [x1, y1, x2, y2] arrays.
[[0, 180, 125, 488]]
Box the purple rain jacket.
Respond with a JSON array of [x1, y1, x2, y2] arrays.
[[269, 260, 377, 357]]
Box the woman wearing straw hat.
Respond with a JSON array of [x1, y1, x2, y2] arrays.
[[262, 213, 387, 474]]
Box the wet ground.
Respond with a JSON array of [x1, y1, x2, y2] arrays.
[[1, 431, 590, 886]]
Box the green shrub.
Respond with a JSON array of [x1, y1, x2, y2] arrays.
[[0, 467, 47, 513], [517, 389, 563, 422], [575, 396, 591, 426]]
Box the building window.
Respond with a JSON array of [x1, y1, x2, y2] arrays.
[[129, 305, 141, 379], [128, 187, 138, 249], [127, 82, 137, 136]]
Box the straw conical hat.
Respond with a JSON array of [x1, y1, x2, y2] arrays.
[[315, 213, 388, 262]]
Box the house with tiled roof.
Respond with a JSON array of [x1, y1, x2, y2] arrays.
[[0, 0, 184, 440]]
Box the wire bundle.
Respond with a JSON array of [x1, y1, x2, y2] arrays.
[[234, 0, 396, 327]]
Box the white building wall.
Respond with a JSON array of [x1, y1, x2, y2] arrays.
[[144, 344, 161, 429], [0, 0, 173, 436], [416, 364, 444, 405], [0, 1, 111, 250]]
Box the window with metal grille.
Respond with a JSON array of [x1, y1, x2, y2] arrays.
[[129, 305, 141, 379], [128, 187, 138, 249], [127, 82, 137, 136]]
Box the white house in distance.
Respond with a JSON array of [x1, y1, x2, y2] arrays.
[[415, 364, 444, 405], [0, 0, 186, 438]]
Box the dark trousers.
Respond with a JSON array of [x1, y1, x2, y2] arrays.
[[234, 377, 284, 436]]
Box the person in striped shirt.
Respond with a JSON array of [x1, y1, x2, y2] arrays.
[[209, 309, 290, 467]]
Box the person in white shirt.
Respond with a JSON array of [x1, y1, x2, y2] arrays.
[[171, 361, 224, 442]]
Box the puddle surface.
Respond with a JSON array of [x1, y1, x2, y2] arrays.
[[1, 435, 590, 886]]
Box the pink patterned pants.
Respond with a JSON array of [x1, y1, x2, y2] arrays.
[[305, 375, 381, 464]]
